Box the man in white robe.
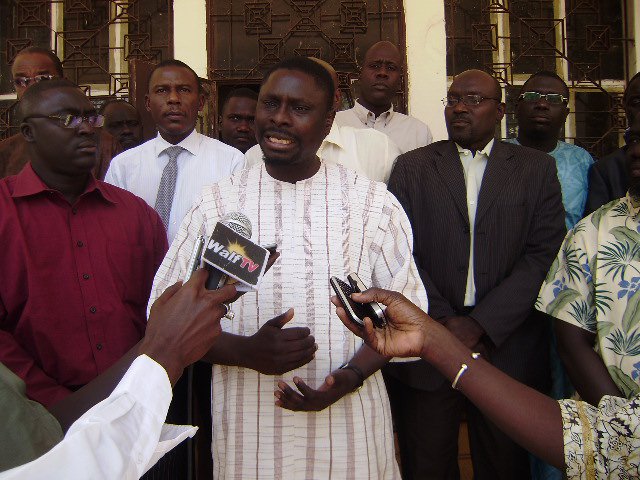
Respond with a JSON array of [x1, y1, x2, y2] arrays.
[[149, 57, 428, 479]]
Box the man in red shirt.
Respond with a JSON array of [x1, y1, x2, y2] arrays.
[[0, 78, 167, 407]]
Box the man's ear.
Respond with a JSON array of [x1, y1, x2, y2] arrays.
[[198, 93, 205, 112], [145, 93, 151, 113], [20, 121, 35, 143], [324, 109, 335, 137], [496, 102, 506, 122]]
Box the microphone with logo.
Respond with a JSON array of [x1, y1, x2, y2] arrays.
[[192, 212, 272, 292]]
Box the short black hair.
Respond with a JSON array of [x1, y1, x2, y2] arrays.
[[520, 71, 569, 97], [261, 57, 335, 111], [222, 87, 258, 111], [624, 71, 640, 102], [99, 98, 138, 115], [13, 46, 64, 77], [147, 59, 202, 93], [18, 78, 83, 120]]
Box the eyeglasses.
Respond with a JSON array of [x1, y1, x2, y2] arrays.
[[518, 91, 568, 105], [442, 95, 502, 107], [13, 74, 56, 88], [23, 113, 105, 129]]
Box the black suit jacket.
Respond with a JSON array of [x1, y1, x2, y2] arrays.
[[385, 140, 566, 390], [585, 147, 627, 215]]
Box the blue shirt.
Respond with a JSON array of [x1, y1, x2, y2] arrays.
[[507, 139, 593, 229]]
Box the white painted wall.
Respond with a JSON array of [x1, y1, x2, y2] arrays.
[[173, 0, 208, 77], [404, 0, 448, 140], [171, 1, 448, 140]]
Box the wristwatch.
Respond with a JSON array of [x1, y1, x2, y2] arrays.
[[338, 362, 365, 391]]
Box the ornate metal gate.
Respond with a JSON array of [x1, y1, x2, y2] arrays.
[[0, 0, 173, 140], [445, 0, 634, 157], [206, 0, 407, 136]]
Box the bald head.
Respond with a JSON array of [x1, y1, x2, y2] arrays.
[[309, 57, 341, 111], [454, 69, 502, 100], [358, 41, 403, 116], [364, 41, 403, 66]]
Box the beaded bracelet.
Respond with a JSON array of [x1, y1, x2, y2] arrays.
[[451, 352, 481, 390]]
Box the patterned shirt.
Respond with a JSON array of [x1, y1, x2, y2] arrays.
[[560, 394, 640, 479], [537, 193, 640, 398], [507, 139, 594, 229], [148, 162, 428, 479]]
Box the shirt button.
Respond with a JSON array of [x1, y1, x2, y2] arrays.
[[77, 240, 84, 247], [96, 343, 103, 351], [469, 200, 475, 205], [72, 208, 78, 215], [83, 273, 90, 280], [90, 306, 97, 314]]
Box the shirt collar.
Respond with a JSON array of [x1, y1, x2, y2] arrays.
[[455, 138, 495, 157], [353, 99, 395, 127], [320, 122, 344, 151], [12, 163, 117, 204], [153, 129, 199, 158]]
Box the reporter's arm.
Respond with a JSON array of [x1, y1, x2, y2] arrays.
[[335, 289, 564, 469], [421, 321, 565, 469], [0, 355, 195, 480]]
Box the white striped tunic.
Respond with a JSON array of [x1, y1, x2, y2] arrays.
[[149, 162, 428, 479]]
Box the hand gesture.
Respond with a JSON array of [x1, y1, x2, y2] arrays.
[[246, 309, 317, 375], [142, 268, 238, 384], [331, 288, 429, 358], [274, 369, 360, 412]]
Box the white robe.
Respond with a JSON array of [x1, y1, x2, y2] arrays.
[[149, 162, 428, 479]]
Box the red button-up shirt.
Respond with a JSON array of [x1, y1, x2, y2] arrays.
[[0, 165, 167, 407]]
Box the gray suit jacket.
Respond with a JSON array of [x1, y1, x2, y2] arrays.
[[385, 140, 566, 390]]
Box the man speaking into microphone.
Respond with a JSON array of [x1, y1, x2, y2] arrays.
[[149, 57, 427, 479]]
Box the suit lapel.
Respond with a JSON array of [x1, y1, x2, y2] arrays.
[[475, 141, 515, 224], [434, 142, 470, 226]]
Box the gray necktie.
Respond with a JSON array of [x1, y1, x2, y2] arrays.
[[155, 146, 183, 230]]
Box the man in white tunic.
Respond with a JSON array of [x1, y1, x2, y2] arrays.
[[149, 57, 428, 479]]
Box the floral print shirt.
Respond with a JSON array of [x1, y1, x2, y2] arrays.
[[559, 394, 640, 479], [538, 193, 640, 398]]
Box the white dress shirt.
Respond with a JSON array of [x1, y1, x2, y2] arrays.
[[334, 100, 433, 154], [0, 355, 196, 480], [457, 139, 494, 307], [244, 122, 401, 183], [105, 130, 246, 244]]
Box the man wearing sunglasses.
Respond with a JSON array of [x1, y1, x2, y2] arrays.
[[384, 69, 565, 479], [0, 79, 167, 411], [508, 71, 594, 230], [0, 46, 121, 180]]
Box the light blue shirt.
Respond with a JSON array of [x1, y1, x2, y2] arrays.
[[507, 139, 593, 229]]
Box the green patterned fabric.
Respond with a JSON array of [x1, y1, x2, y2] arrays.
[[538, 193, 640, 399]]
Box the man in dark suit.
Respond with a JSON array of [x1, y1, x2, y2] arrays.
[[384, 69, 566, 480], [585, 71, 640, 213]]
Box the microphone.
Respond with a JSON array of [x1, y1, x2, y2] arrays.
[[204, 212, 252, 289], [202, 212, 271, 291]]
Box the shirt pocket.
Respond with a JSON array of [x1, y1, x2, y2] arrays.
[[107, 242, 153, 308]]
